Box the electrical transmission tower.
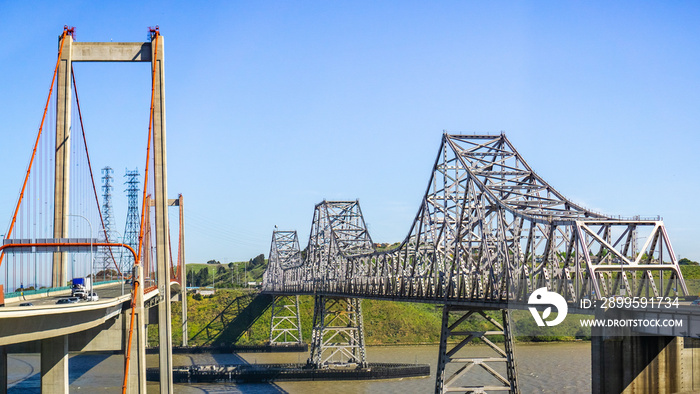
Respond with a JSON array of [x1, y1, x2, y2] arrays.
[[123, 168, 140, 274], [97, 167, 117, 279]]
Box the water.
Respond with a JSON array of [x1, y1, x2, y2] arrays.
[[7, 342, 590, 393]]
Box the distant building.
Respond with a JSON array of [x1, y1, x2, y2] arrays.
[[193, 288, 215, 296]]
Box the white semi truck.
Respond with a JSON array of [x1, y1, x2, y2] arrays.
[[71, 277, 92, 299]]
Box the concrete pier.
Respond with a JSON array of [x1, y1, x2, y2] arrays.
[[591, 307, 700, 394], [40, 335, 68, 393], [0, 346, 6, 394]]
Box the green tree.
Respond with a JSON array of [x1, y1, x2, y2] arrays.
[[195, 267, 210, 286], [249, 254, 265, 268]]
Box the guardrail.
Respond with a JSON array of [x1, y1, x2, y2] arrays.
[[3, 279, 124, 301]]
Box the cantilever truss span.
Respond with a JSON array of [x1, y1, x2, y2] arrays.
[[263, 133, 688, 304], [266, 230, 304, 345]]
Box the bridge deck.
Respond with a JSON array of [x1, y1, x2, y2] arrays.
[[0, 282, 162, 346]]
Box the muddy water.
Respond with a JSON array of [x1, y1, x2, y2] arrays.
[[7, 342, 590, 393]]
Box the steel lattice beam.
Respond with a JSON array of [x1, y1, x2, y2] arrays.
[[435, 307, 519, 394], [265, 230, 304, 345], [308, 295, 366, 367], [263, 134, 688, 304]]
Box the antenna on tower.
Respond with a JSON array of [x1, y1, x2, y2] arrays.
[[123, 168, 141, 274]]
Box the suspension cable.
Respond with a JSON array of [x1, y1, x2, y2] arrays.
[[71, 67, 122, 277], [136, 29, 159, 263], [122, 278, 139, 393], [0, 26, 72, 269]]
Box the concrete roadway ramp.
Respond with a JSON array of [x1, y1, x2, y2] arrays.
[[0, 294, 130, 349]]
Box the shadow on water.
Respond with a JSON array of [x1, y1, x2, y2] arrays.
[[68, 353, 112, 384], [210, 351, 247, 365], [9, 353, 119, 393], [7, 355, 39, 393], [170, 351, 288, 392], [176, 382, 288, 393]]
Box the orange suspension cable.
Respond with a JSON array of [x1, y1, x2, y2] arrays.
[[168, 232, 175, 279], [71, 67, 121, 277], [122, 279, 138, 393], [0, 27, 71, 269], [136, 30, 159, 263]]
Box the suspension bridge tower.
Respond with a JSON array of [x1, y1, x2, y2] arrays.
[[48, 26, 173, 393]]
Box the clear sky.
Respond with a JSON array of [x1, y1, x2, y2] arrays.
[[0, 1, 698, 264]]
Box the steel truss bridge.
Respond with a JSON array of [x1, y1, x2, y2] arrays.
[[263, 133, 691, 393]]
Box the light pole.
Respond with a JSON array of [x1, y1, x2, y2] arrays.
[[68, 214, 93, 299], [102, 228, 123, 283]]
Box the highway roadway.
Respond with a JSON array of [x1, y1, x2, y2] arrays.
[[3, 282, 130, 308]]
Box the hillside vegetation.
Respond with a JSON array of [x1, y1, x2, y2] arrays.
[[155, 259, 700, 346], [158, 289, 592, 346]]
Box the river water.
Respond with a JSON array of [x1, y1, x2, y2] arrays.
[[7, 342, 590, 393]]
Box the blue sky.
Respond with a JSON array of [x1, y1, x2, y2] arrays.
[[0, 1, 698, 264]]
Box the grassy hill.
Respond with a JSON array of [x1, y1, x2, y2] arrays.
[[160, 289, 592, 347], [153, 260, 700, 346], [184, 254, 267, 288], [161, 289, 447, 346]]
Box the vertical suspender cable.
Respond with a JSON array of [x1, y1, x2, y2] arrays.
[[0, 28, 69, 270]]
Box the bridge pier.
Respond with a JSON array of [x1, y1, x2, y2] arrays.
[[269, 295, 303, 345], [124, 310, 148, 393], [309, 296, 366, 367], [40, 334, 68, 393], [435, 306, 519, 394], [0, 346, 6, 394], [592, 327, 700, 393], [124, 271, 147, 394]]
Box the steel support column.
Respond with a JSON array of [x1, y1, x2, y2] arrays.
[[435, 306, 519, 394], [269, 295, 303, 345], [308, 295, 366, 367]]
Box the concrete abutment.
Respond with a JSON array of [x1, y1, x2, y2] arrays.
[[592, 331, 700, 393]]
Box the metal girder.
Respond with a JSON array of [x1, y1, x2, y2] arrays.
[[262, 134, 688, 304]]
